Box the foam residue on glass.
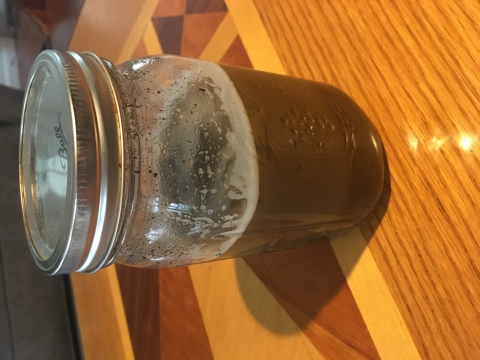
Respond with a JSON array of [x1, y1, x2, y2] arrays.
[[114, 56, 258, 267]]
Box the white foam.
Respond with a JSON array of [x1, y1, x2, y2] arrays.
[[191, 60, 259, 260], [117, 55, 259, 265]]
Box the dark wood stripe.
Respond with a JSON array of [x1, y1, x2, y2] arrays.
[[152, 16, 184, 55], [46, 0, 85, 51], [159, 267, 214, 360], [14, 8, 48, 89], [181, 12, 227, 58], [116, 265, 161, 360], [219, 35, 253, 68], [185, 0, 227, 14]]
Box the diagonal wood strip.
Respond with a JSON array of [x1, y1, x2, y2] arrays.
[[224, 0, 284, 74], [189, 259, 324, 360], [117, 0, 159, 63], [199, 13, 238, 62], [330, 229, 421, 359], [142, 20, 164, 56], [243, 241, 380, 359], [69, 0, 158, 64]]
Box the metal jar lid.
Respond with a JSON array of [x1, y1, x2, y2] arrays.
[[19, 50, 124, 275]]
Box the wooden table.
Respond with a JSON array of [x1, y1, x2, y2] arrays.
[[67, 0, 480, 358]]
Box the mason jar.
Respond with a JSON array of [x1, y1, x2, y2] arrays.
[[19, 50, 384, 275]]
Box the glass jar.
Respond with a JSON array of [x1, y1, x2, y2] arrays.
[[19, 50, 384, 275]]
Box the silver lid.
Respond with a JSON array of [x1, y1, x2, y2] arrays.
[[19, 50, 124, 275]]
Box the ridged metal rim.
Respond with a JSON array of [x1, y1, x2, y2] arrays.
[[19, 50, 124, 275]]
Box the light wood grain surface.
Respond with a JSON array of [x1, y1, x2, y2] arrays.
[[69, 0, 158, 63], [70, 267, 134, 360], [67, 0, 480, 358], [249, 0, 480, 357]]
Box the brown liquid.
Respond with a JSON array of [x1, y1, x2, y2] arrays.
[[219, 65, 384, 257], [111, 57, 384, 267]]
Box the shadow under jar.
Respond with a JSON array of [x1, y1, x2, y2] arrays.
[[19, 51, 383, 275]]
